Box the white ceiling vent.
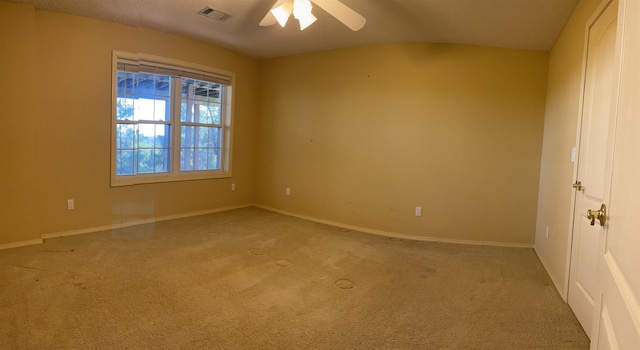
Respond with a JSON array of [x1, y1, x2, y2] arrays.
[[198, 7, 232, 22]]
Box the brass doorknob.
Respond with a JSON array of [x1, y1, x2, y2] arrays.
[[573, 181, 584, 191], [587, 204, 607, 226]]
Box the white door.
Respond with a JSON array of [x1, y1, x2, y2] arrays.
[[568, 0, 618, 337], [590, 0, 640, 347]]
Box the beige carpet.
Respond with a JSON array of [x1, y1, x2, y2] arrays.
[[0, 207, 588, 349]]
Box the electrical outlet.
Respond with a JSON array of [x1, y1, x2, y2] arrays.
[[67, 199, 75, 210], [545, 226, 550, 239], [231, 183, 236, 192], [415, 206, 422, 217], [285, 187, 291, 196]]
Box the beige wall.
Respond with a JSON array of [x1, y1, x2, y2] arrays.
[[256, 44, 549, 245], [0, 1, 41, 245], [534, 0, 603, 297], [0, 2, 259, 246]]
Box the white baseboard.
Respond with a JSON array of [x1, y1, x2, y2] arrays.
[[42, 204, 253, 240], [253, 204, 534, 249], [2, 204, 534, 251], [0, 238, 44, 251]]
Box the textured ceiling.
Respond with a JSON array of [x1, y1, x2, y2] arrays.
[[10, 0, 580, 59]]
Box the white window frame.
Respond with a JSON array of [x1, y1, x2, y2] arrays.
[[111, 51, 234, 186]]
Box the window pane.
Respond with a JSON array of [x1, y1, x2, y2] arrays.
[[181, 125, 195, 171], [208, 85, 221, 100], [155, 75, 171, 97], [180, 148, 193, 171], [116, 150, 135, 175], [154, 99, 168, 121], [210, 127, 221, 148], [193, 126, 221, 148], [116, 124, 135, 149], [181, 79, 223, 125], [189, 104, 221, 124], [209, 148, 221, 170], [134, 73, 155, 96], [180, 125, 221, 172], [139, 123, 170, 174], [181, 125, 194, 148], [133, 98, 152, 121], [117, 72, 135, 96], [154, 149, 170, 173], [115, 119, 171, 176], [195, 149, 208, 171], [155, 125, 171, 148], [115, 72, 173, 176], [137, 123, 155, 148], [116, 98, 134, 120], [197, 126, 210, 148], [137, 149, 153, 173], [133, 97, 169, 121], [181, 102, 192, 123], [197, 105, 211, 124], [210, 105, 221, 124], [117, 72, 171, 123]]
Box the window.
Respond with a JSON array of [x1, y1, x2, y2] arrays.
[[111, 52, 233, 186]]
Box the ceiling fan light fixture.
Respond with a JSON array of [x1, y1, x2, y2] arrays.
[[293, 0, 316, 30], [271, 2, 293, 27], [296, 11, 316, 30], [293, 0, 312, 17], [261, 0, 366, 31]]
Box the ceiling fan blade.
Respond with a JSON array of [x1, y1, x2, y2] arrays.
[[312, 0, 366, 31], [259, 0, 289, 26]]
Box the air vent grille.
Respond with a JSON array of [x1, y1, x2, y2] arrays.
[[197, 7, 232, 22]]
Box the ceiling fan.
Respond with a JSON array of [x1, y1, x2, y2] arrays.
[[259, 0, 366, 31]]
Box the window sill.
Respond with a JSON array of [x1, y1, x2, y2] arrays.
[[110, 171, 232, 187]]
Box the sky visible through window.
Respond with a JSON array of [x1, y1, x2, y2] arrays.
[[130, 98, 167, 137]]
